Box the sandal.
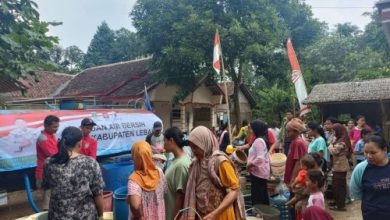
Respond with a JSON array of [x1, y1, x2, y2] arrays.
[[329, 206, 346, 211]]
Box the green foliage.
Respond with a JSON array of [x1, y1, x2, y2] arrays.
[[335, 23, 361, 37], [83, 21, 115, 68], [0, 0, 59, 79], [360, 11, 389, 57], [301, 11, 390, 85], [269, 0, 327, 50], [252, 85, 296, 123], [83, 22, 145, 69], [111, 28, 145, 63], [63, 46, 85, 73], [131, 0, 290, 127]]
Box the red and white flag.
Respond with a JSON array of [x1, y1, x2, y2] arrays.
[[213, 30, 221, 74], [287, 38, 311, 116]]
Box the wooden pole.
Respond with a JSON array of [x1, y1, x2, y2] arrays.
[[218, 29, 232, 145]]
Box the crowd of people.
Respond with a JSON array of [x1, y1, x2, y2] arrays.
[[34, 112, 390, 220]]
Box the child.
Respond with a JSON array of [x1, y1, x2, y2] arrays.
[[286, 154, 316, 207], [353, 128, 370, 164], [306, 169, 326, 210]]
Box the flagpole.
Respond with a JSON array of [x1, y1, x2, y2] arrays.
[[217, 29, 233, 145]]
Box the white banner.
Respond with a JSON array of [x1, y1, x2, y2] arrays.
[[0, 110, 161, 171]]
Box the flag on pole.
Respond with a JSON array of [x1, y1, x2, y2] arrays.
[[213, 30, 222, 74], [143, 84, 153, 111], [287, 38, 311, 116]]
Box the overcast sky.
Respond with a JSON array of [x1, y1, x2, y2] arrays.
[[35, 0, 378, 52]]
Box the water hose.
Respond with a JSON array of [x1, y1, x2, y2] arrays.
[[24, 173, 40, 213], [173, 207, 203, 220]]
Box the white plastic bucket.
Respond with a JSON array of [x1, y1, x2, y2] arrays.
[[270, 153, 287, 177]]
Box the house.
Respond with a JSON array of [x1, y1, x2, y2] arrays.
[[216, 82, 256, 127], [1, 72, 73, 108], [303, 78, 390, 139], [57, 58, 255, 132]]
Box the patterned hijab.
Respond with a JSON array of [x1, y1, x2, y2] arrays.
[[181, 126, 245, 220], [333, 123, 352, 148], [129, 141, 160, 191]]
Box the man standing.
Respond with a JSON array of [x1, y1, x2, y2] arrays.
[[280, 110, 294, 155], [146, 121, 164, 153], [36, 115, 60, 210], [80, 118, 98, 159]]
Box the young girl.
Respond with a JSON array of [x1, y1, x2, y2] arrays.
[[163, 127, 191, 220], [306, 170, 326, 210], [286, 154, 316, 207], [353, 128, 371, 164], [350, 115, 371, 149]]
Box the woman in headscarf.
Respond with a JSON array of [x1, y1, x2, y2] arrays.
[[181, 126, 245, 220], [328, 123, 351, 211], [284, 118, 308, 220], [127, 141, 167, 220]]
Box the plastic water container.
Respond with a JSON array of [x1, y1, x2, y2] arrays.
[[270, 192, 290, 220], [101, 161, 134, 192], [24, 211, 48, 220], [113, 186, 128, 220], [270, 153, 287, 177]]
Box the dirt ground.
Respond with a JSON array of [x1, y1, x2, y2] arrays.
[[327, 200, 363, 220], [0, 190, 363, 220], [0, 190, 43, 220]]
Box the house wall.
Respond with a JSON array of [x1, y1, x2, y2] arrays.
[[149, 84, 179, 102], [148, 82, 252, 131], [216, 89, 252, 126], [152, 101, 172, 129]]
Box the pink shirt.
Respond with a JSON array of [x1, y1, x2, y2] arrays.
[[307, 192, 325, 209], [247, 138, 270, 180], [350, 126, 372, 149], [128, 169, 167, 220]]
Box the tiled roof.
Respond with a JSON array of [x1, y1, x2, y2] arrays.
[[0, 77, 23, 93], [22, 72, 73, 98], [0, 72, 72, 99], [59, 58, 151, 97]]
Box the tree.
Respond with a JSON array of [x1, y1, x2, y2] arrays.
[[83, 21, 115, 68], [302, 34, 359, 84], [0, 0, 59, 79], [111, 28, 145, 62], [131, 0, 285, 127], [252, 85, 295, 123], [335, 23, 361, 38], [360, 11, 389, 58], [64, 46, 84, 73], [269, 0, 327, 50], [49, 45, 64, 65]]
